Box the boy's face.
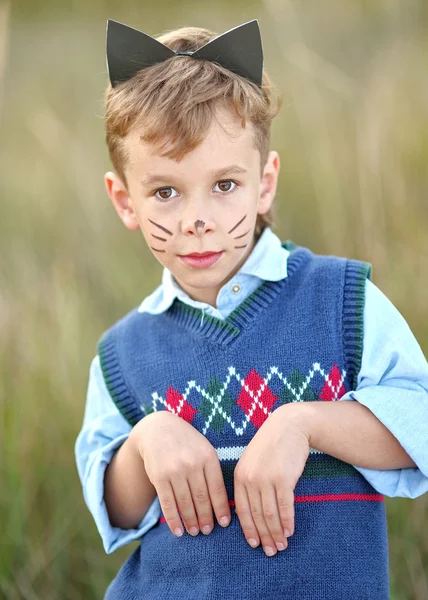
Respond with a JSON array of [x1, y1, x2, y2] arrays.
[[105, 109, 280, 307]]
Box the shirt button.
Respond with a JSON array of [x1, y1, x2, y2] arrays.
[[231, 284, 241, 294]]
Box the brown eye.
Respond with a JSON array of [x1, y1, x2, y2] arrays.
[[218, 180, 231, 192], [215, 180, 236, 193], [155, 187, 178, 201]]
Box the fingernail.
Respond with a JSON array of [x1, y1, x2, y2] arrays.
[[189, 527, 199, 536], [201, 525, 212, 535], [174, 527, 183, 537], [284, 529, 291, 537], [276, 542, 285, 551], [220, 516, 230, 527], [264, 546, 275, 556], [248, 538, 258, 548]]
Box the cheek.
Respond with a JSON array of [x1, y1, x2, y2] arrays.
[[140, 198, 178, 223], [220, 190, 259, 223], [138, 209, 177, 255]]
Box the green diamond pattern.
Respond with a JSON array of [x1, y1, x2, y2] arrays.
[[199, 376, 235, 433], [279, 369, 317, 405]]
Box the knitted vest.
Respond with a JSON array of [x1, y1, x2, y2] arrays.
[[99, 243, 389, 600]]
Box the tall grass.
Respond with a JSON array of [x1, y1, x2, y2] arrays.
[[1, 1, 427, 598]]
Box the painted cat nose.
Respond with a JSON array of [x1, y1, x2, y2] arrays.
[[182, 217, 215, 235]]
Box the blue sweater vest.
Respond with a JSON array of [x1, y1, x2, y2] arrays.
[[98, 243, 389, 600]]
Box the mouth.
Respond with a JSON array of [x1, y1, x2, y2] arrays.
[[180, 251, 221, 258], [178, 251, 224, 269]]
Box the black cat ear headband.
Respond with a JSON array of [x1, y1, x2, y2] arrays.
[[106, 19, 264, 88]]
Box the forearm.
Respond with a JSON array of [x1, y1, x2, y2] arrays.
[[104, 422, 157, 529], [284, 400, 417, 470]]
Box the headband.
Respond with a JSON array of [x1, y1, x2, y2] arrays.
[[106, 19, 264, 88]]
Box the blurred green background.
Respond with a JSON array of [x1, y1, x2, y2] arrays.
[[1, 0, 427, 598]]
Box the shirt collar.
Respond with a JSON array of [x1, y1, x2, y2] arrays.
[[237, 226, 289, 280], [138, 227, 289, 314]]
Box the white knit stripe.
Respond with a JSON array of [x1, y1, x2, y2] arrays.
[[216, 446, 323, 461], [148, 363, 347, 436], [216, 446, 245, 461]]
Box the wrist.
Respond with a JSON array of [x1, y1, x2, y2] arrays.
[[129, 414, 153, 459], [275, 402, 314, 444], [129, 410, 175, 459]]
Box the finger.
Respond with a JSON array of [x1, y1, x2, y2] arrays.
[[276, 485, 295, 538], [170, 475, 200, 536], [187, 471, 214, 535], [261, 486, 288, 552], [234, 480, 260, 550], [156, 479, 185, 538], [247, 486, 278, 556], [204, 458, 231, 528]]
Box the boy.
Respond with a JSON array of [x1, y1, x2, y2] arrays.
[[75, 19, 428, 599]]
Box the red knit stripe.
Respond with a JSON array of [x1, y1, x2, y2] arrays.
[[159, 493, 383, 522], [294, 493, 384, 503], [231, 495, 384, 505]]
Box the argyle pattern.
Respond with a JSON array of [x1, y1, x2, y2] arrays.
[[150, 363, 346, 436]]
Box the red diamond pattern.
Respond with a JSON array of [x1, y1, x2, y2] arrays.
[[237, 369, 278, 428], [319, 364, 346, 401], [165, 387, 197, 422]]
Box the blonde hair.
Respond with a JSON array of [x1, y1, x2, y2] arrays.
[[104, 26, 282, 237]]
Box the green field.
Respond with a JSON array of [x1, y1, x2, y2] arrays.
[[1, 1, 427, 598]]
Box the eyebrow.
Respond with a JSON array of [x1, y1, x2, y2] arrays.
[[140, 165, 247, 188]]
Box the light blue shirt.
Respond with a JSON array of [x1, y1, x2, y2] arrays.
[[75, 227, 428, 554]]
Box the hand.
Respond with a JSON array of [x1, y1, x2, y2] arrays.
[[233, 404, 310, 556], [131, 411, 231, 538]]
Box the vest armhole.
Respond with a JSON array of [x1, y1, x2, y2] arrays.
[[343, 260, 372, 391], [97, 329, 146, 428]]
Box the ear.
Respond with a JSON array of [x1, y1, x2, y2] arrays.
[[258, 151, 280, 215], [104, 172, 140, 231]]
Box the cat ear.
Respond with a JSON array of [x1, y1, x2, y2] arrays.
[[106, 19, 264, 88], [194, 20, 263, 87], [106, 20, 175, 87]]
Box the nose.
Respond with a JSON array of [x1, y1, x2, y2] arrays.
[[181, 203, 216, 236]]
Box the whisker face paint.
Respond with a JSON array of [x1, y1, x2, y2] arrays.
[[148, 218, 173, 236], [234, 229, 250, 239], [228, 215, 247, 234]]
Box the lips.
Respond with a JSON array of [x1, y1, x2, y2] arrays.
[[181, 252, 220, 258], [178, 251, 224, 269]]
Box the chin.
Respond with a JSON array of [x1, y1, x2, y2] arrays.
[[179, 269, 230, 287], [181, 272, 225, 285]]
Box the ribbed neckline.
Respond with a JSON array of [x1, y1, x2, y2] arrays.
[[165, 242, 310, 347]]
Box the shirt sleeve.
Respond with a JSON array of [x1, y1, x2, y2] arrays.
[[340, 279, 428, 498], [75, 355, 161, 554]]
